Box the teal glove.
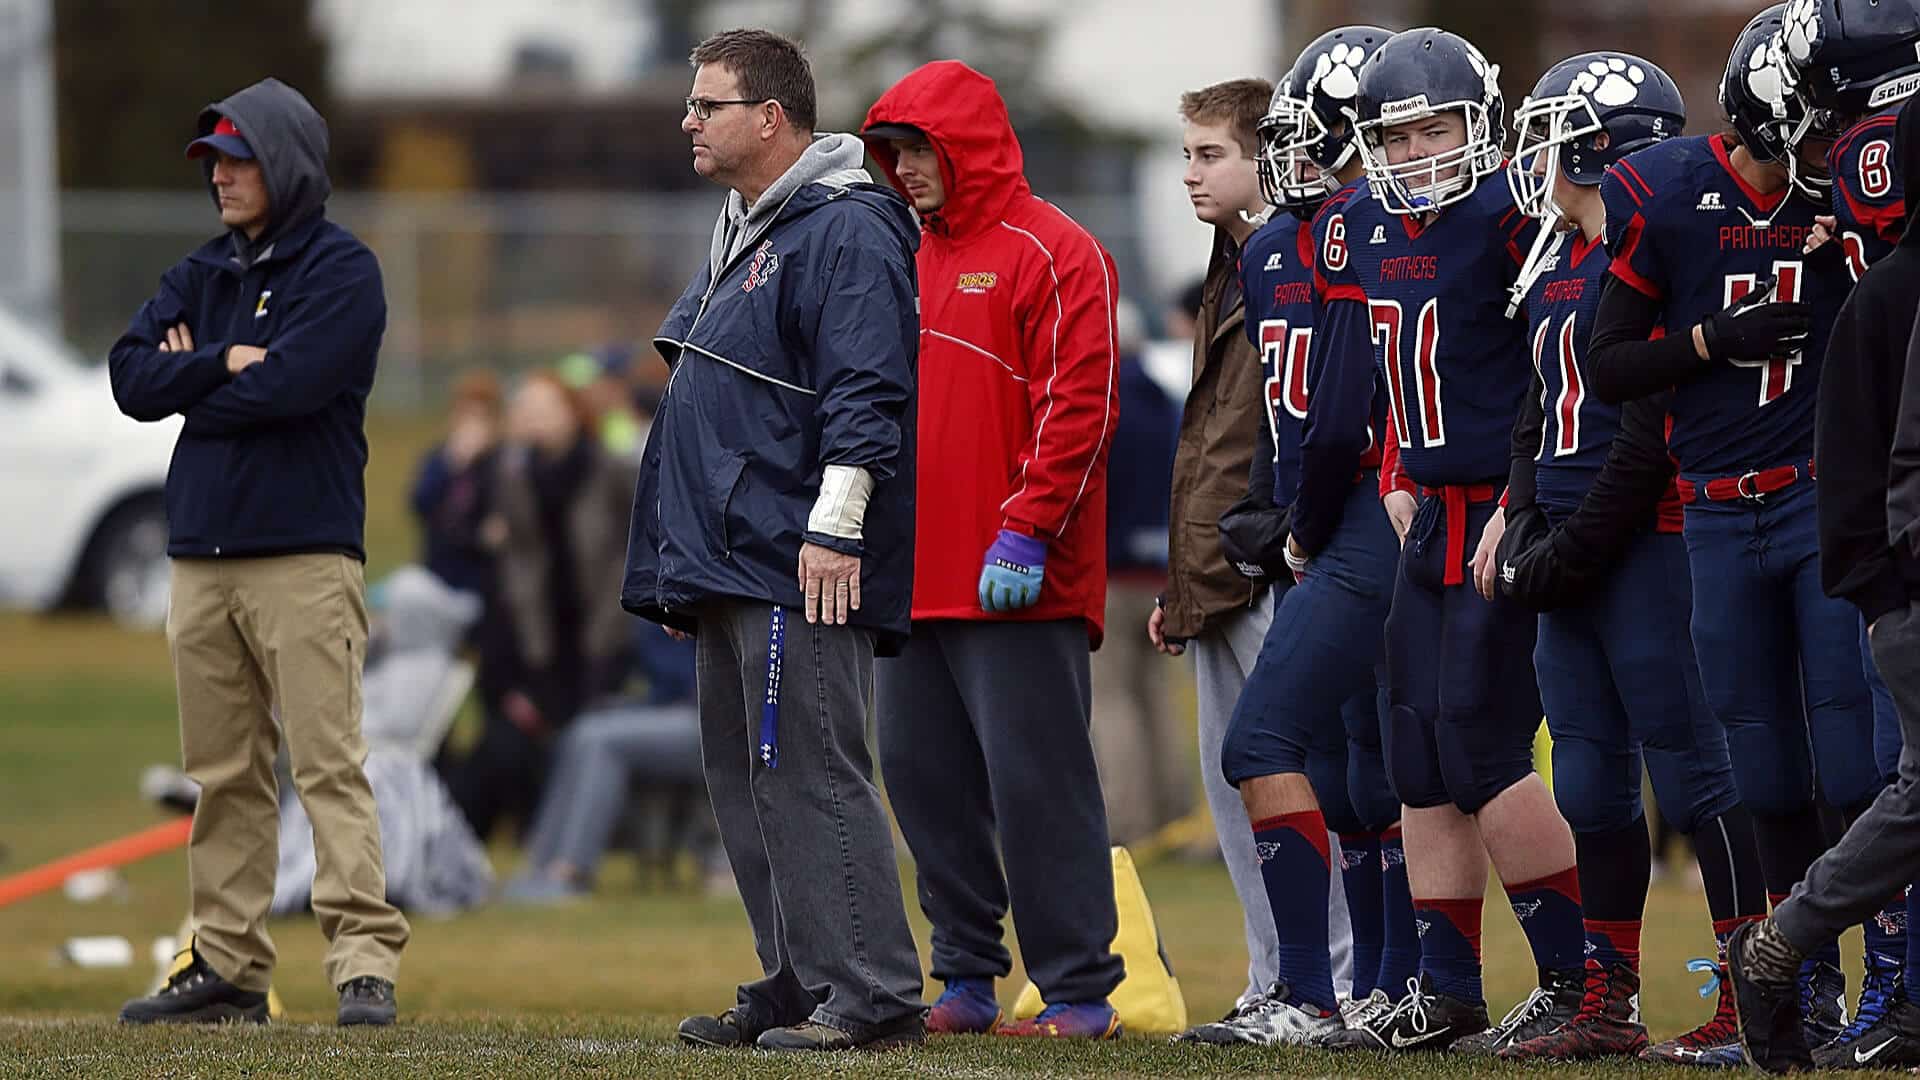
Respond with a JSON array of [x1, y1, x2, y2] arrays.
[[978, 529, 1047, 612]]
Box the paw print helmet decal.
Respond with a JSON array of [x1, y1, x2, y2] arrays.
[[1721, 3, 1840, 202], [1777, 0, 1920, 119], [1508, 52, 1685, 222], [1259, 24, 1392, 218]]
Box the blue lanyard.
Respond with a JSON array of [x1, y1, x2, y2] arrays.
[[759, 606, 785, 768]]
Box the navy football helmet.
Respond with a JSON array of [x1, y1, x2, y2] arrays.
[[1722, 3, 1841, 202], [1778, 0, 1920, 117], [1260, 24, 1393, 218], [1509, 53, 1685, 218], [1505, 53, 1684, 314], [1350, 27, 1507, 215]]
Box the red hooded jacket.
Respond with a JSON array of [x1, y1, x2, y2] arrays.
[[864, 61, 1120, 646]]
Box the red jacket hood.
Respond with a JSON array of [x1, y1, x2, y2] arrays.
[[863, 60, 1030, 239]]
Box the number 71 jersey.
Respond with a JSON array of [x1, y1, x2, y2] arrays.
[[1600, 133, 1852, 476], [1325, 178, 1539, 487]]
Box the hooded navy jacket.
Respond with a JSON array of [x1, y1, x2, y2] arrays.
[[622, 135, 919, 652], [108, 78, 383, 561]]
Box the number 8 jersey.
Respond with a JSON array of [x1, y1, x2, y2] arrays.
[[1600, 133, 1852, 476], [1323, 175, 1539, 486]]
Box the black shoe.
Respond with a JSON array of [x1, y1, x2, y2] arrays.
[[337, 976, 397, 1026], [1324, 974, 1489, 1053], [1814, 999, 1920, 1070], [1453, 965, 1584, 1054], [756, 1015, 927, 1052], [118, 947, 268, 1025], [1726, 921, 1813, 1074], [1800, 957, 1849, 1049], [678, 1005, 773, 1049]]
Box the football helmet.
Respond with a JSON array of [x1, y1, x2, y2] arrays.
[[1350, 27, 1507, 215], [1505, 53, 1684, 314], [1777, 0, 1920, 117], [1722, 3, 1842, 202], [1260, 24, 1393, 218]]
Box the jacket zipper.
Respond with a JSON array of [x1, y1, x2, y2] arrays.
[[210, 259, 268, 556], [653, 196, 805, 614]]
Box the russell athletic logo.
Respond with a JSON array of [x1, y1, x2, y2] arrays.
[[1697, 192, 1726, 211], [1264, 252, 1285, 271]]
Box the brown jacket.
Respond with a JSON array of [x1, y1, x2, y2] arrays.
[[1162, 229, 1263, 640]]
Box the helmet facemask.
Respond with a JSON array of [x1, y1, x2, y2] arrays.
[[1353, 99, 1505, 215], [1258, 95, 1351, 214], [1506, 93, 1602, 223]]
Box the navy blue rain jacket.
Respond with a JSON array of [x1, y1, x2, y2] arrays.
[[108, 78, 383, 560], [622, 155, 920, 653]]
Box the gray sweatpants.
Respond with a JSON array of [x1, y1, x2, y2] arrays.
[[1775, 601, 1920, 956], [877, 618, 1126, 1004], [694, 599, 925, 1034], [1191, 591, 1353, 1005]]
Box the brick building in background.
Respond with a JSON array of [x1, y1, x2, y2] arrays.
[[1281, 0, 1770, 138]]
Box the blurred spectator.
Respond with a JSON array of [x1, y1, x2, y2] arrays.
[[1166, 276, 1206, 343], [1092, 298, 1187, 844], [410, 371, 503, 610], [496, 626, 729, 904], [443, 370, 639, 842], [558, 346, 647, 461]]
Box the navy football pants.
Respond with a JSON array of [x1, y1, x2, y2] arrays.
[[1221, 482, 1400, 833], [1384, 494, 1542, 814], [1534, 521, 1738, 835], [1681, 484, 1878, 818]]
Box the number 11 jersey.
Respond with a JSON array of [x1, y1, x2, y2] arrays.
[[1323, 177, 1539, 487]]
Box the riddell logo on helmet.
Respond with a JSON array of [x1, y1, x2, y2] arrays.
[[1379, 95, 1433, 123]]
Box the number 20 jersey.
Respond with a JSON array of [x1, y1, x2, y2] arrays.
[[1321, 176, 1539, 487], [1601, 133, 1851, 477]]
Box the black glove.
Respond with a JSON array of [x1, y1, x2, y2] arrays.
[[1219, 493, 1292, 585], [1696, 276, 1811, 364], [1495, 502, 1603, 613]]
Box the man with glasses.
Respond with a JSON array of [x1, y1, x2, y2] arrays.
[[623, 27, 927, 1053]]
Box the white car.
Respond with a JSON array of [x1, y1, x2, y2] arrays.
[[0, 306, 178, 627]]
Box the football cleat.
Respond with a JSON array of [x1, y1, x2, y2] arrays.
[[1324, 974, 1489, 1053], [1172, 980, 1342, 1046], [1641, 959, 1746, 1067], [1497, 961, 1647, 1061], [1452, 965, 1584, 1054], [1801, 957, 1850, 1049], [1813, 951, 1920, 1070]]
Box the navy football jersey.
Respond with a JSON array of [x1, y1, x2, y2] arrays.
[[1326, 177, 1539, 486], [1240, 211, 1319, 506], [1523, 228, 1619, 514], [1830, 104, 1906, 281], [1601, 134, 1851, 477]]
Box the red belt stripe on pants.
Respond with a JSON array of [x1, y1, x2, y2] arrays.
[[1676, 460, 1816, 504], [1419, 484, 1500, 586]]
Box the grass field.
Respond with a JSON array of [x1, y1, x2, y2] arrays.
[[0, 414, 1891, 1076]]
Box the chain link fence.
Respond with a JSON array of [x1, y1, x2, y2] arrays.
[[59, 188, 1146, 410]]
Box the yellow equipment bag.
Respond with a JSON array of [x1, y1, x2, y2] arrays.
[[1012, 846, 1187, 1035]]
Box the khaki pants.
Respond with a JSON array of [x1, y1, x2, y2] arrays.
[[167, 554, 408, 992]]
